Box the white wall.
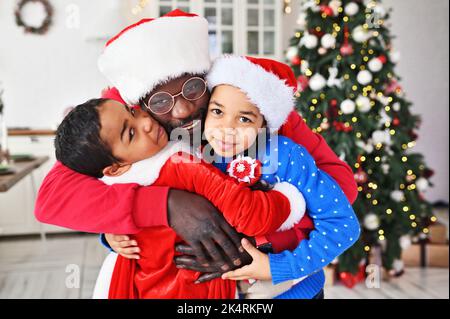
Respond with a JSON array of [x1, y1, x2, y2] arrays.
[[0, 0, 128, 129], [283, 0, 449, 203]]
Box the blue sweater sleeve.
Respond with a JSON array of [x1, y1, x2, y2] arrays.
[[268, 141, 360, 285], [99, 233, 114, 252]]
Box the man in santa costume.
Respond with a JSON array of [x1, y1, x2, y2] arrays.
[[34, 10, 358, 288]]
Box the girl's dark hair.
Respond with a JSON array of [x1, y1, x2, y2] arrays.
[[55, 98, 118, 178]]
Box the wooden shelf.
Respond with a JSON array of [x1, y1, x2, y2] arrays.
[[0, 156, 49, 192], [8, 129, 56, 136]]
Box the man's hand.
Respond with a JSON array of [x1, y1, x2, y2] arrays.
[[222, 238, 272, 281], [174, 240, 254, 284], [168, 189, 246, 273], [104, 234, 140, 259]]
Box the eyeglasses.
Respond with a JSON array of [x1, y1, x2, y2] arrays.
[[144, 77, 208, 115]]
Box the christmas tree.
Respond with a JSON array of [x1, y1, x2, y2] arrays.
[[285, 0, 435, 276]]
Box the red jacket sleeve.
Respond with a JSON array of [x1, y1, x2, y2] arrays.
[[34, 161, 170, 234], [279, 111, 358, 203], [265, 111, 358, 253], [154, 153, 293, 236], [266, 214, 314, 253]]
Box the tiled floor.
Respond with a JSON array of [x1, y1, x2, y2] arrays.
[[0, 233, 107, 299], [0, 233, 448, 299], [325, 268, 449, 299]]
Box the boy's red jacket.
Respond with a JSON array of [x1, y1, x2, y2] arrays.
[[108, 149, 299, 299], [34, 87, 357, 251]]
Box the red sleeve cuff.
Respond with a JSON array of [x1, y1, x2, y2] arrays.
[[133, 186, 170, 228], [265, 214, 315, 253], [266, 230, 299, 253]]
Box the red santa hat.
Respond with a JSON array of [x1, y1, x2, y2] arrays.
[[207, 55, 298, 131], [98, 10, 211, 105]]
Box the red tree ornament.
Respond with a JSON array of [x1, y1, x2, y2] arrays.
[[298, 75, 310, 91], [424, 169, 435, 178], [340, 43, 354, 56], [320, 5, 334, 17], [291, 55, 301, 66], [340, 25, 354, 56], [385, 79, 403, 94], [392, 117, 400, 126], [378, 55, 388, 64], [333, 121, 353, 132], [354, 170, 368, 184]]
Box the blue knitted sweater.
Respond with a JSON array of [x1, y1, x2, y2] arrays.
[[214, 134, 360, 299]]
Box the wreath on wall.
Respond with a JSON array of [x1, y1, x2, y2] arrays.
[[15, 0, 53, 35]]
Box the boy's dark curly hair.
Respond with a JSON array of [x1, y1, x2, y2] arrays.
[[55, 98, 119, 178]]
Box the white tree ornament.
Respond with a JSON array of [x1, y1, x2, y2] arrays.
[[327, 67, 342, 88], [344, 2, 359, 16], [340, 99, 356, 114], [309, 74, 327, 91], [321, 34, 336, 49], [399, 235, 412, 250], [357, 70, 373, 85], [301, 33, 319, 49], [390, 190, 405, 202], [356, 95, 371, 113], [352, 25, 371, 43], [329, 0, 342, 16], [392, 102, 401, 112], [368, 58, 383, 72], [364, 213, 380, 230], [416, 177, 430, 192], [372, 130, 391, 145]]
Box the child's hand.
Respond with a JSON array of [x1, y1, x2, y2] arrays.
[[221, 238, 272, 281], [105, 234, 140, 260]]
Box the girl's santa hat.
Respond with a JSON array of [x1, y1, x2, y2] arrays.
[[207, 55, 298, 131], [98, 10, 211, 105]]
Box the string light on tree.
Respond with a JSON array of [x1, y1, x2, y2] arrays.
[[132, 0, 149, 15]]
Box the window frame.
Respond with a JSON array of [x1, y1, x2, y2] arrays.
[[149, 0, 283, 59]]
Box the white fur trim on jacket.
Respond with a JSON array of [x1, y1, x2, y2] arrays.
[[100, 142, 191, 186], [207, 55, 296, 131], [98, 16, 211, 105], [92, 252, 118, 299], [272, 182, 307, 232]]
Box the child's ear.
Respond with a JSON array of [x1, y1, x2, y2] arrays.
[[103, 163, 132, 177]]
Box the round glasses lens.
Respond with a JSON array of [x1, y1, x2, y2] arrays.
[[183, 78, 206, 100], [149, 93, 173, 114]]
